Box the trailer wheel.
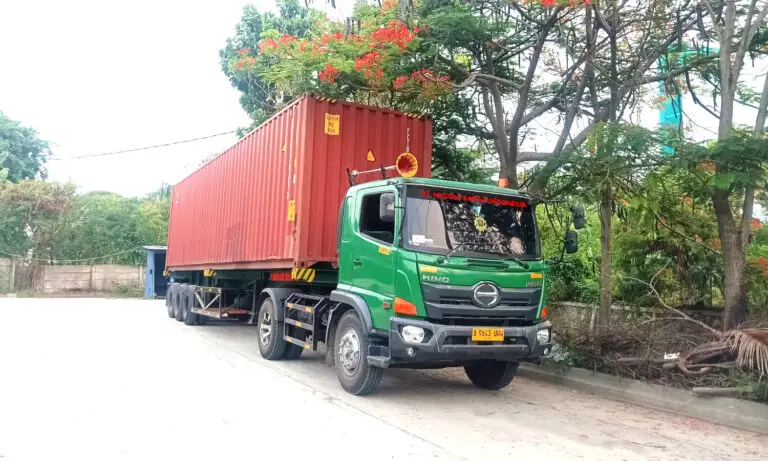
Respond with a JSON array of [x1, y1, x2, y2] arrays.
[[182, 288, 200, 326], [166, 286, 175, 318], [334, 310, 383, 396], [464, 360, 519, 390], [173, 287, 185, 322], [257, 297, 288, 360]]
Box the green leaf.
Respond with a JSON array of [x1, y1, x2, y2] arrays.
[[712, 172, 735, 190]]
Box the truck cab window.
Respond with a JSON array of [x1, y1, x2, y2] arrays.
[[360, 193, 394, 244]]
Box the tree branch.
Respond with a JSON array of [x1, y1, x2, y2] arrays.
[[622, 269, 722, 337]]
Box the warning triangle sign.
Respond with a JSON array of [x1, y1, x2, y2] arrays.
[[366, 150, 376, 162]]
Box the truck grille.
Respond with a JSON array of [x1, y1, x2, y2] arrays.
[[439, 296, 530, 308], [421, 283, 541, 324]]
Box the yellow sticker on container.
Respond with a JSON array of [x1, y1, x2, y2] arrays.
[[287, 200, 296, 221], [324, 113, 340, 135], [378, 246, 391, 255], [367, 150, 376, 162]]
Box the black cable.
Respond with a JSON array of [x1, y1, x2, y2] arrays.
[[48, 130, 238, 161]]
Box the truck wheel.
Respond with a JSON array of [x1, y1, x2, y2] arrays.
[[196, 314, 209, 325], [173, 287, 184, 322], [257, 298, 288, 360], [182, 289, 200, 326], [334, 310, 383, 396], [464, 360, 519, 390], [166, 286, 175, 318]]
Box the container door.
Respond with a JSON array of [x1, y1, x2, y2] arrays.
[[350, 185, 398, 328]]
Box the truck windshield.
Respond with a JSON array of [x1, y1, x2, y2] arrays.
[[402, 185, 539, 260]]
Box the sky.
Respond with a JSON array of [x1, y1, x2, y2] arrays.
[[0, 0, 352, 197]]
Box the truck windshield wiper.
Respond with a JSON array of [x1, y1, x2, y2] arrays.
[[504, 254, 530, 270], [444, 241, 470, 262]]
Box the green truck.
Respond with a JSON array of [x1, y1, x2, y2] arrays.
[[164, 96, 581, 395]]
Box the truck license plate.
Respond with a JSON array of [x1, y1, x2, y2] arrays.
[[471, 328, 504, 342]]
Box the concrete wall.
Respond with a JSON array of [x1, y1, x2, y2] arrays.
[[550, 301, 724, 331], [39, 264, 144, 294], [0, 258, 11, 293], [0, 260, 144, 295]]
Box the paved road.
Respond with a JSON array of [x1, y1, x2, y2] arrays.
[[0, 298, 764, 460]]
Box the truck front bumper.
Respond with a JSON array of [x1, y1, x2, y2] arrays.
[[367, 317, 554, 368]]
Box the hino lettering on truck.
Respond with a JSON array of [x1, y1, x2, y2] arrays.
[[422, 275, 450, 284]]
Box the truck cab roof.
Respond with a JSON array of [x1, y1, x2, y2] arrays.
[[348, 176, 532, 201]]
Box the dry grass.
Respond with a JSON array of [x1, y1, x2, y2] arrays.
[[552, 309, 768, 397]]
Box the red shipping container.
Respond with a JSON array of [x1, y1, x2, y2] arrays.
[[166, 95, 433, 271]]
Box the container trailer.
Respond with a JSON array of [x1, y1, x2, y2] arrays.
[[164, 94, 582, 395]]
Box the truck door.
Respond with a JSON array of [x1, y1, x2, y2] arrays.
[[350, 185, 398, 328]]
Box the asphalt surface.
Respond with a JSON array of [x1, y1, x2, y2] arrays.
[[0, 297, 765, 460]]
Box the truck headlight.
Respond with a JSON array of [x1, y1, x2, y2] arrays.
[[536, 328, 551, 344], [402, 326, 426, 344]]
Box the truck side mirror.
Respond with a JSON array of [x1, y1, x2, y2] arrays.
[[570, 205, 585, 230], [564, 230, 578, 254], [379, 192, 395, 222]]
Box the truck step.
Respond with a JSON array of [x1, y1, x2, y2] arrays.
[[366, 356, 390, 368], [285, 301, 314, 313], [284, 335, 312, 350], [284, 318, 313, 331]]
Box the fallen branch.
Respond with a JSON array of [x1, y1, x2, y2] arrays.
[[622, 267, 723, 338], [692, 387, 748, 397]]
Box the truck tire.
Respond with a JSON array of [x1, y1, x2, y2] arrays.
[[334, 310, 383, 396], [257, 297, 288, 360], [182, 289, 200, 326], [166, 286, 175, 318], [173, 287, 185, 322], [196, 314, 209, 325], [464, 360, 519, 390]]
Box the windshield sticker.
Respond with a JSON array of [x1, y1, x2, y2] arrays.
[[412, 234, 427, 245], [474, 216, 488, 232], [420, 189, 527, 208]]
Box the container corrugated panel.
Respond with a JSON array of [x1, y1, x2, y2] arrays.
[[166, 95, 432, 271]]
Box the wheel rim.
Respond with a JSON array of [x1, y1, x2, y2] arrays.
[[337, 327, 361, 376], [259, 310, 272, 346]]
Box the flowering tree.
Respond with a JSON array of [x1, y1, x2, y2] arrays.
[[227, 1, 451, 111], [220, 0, 324, 127]]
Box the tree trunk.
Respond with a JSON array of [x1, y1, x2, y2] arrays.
[[597, 185, 613, 327], [719, 233, 749, 329], [712, 190, 748, 329]]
